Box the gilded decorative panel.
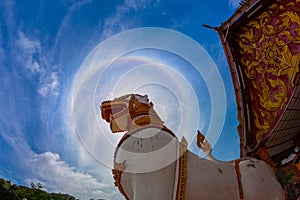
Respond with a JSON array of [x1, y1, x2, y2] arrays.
[[234, 0, 300, 144]]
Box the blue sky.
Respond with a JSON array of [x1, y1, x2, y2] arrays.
[[0, 0, 241, 199]]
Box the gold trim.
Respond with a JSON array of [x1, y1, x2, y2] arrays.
[[112, 160, 129, 200], [176, 137, 188, 200]]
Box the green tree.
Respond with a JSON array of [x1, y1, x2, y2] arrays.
[[0, 178, 19, 200], [30, 182, 36, 189], [36, 183, 43, 190], [0, 178, 76, 200]]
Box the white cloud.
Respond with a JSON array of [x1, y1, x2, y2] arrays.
[[0, 110, 118, 200], [25, 151, 111, 200], [16, 31, 42, 73], [38, 72, 60, 97], [16, 31, 41, 51]]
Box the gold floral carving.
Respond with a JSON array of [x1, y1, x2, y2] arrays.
[[112, 161, 125, 187], [176, 137, 188, 200], [112, 160, 129, 200], [236, 0, 300, 143]]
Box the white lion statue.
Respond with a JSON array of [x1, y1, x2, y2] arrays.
[[101, 94, 284, 200]]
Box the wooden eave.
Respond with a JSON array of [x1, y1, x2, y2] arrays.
[[216, 0, 272, 156]]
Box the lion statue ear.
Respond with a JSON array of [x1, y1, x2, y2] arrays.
[[141, 94, 148, 102], [129, 94, 140, 112], [128, 94, 150, 110]]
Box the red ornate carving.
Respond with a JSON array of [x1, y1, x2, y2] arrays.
[[233, 0, 300, 144]]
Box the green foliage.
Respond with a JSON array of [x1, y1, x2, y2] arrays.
[[0, 178, 18, 200], [50, 192, 77, 200], [0, 178, 76, 200], [14, 186, 51, 200]]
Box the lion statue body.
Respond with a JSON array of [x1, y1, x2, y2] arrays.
[[101, 94, 284, 200]]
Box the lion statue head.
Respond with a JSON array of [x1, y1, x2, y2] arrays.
[[100, 94, 164, 133]]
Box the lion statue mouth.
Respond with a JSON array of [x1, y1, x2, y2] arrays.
[[100, 94, 163, 133]]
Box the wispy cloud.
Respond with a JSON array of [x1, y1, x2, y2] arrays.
[[228, 0, 240, 9], [38, 72, 60, 96], [124, 0, 160, 11], [1, 2, 119, 198], [101, 0, 160, 39], [16, 31, 42, 73], [15, 30, 60, 97], [2, 0, 16, 39], [68, 0, 93, 11], [0, 37, 5, 66], [54, 0, 93, 47]]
